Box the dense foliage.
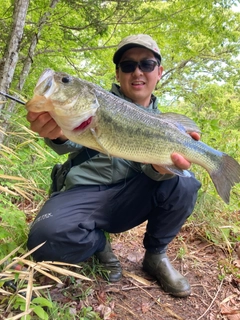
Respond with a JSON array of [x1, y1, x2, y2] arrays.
[[0, 0, 239, 246], [0, 1, 239, 318]]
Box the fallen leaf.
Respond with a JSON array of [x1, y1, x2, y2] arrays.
[[221, 294, 238, 304], [123, 270, 152, 286], [141, 302, 151, 313], [234, 243, 240, 259], [127, 252, 144, 263], [220, 304, 240, 320], [96, 304, 115, 320], [233, 260, 240, 268]]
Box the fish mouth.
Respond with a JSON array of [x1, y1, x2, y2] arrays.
[[73, 116, 93, 131], [33, 69, 57, 98], [36, 69, 54, 89]]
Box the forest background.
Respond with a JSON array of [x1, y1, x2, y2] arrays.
[[0, 0, 239, 319]]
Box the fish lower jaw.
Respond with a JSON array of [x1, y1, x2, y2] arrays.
[[73, 116, 93, 132]]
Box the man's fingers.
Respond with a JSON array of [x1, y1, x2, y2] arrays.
[[27, 111, 63, 139], [171, 153, 191, 170], [189, 132, 200, 141], [26, 111, 46, 122]]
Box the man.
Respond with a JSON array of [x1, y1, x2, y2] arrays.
[[27, 34, 201, 298]]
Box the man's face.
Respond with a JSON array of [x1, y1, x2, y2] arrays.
[[116, 47, 163, 107]]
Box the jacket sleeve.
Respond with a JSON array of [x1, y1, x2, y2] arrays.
[[44, 138, 84, 155], [140, 163, 175, 181]]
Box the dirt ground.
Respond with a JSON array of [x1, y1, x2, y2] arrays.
[[2, 219, 240, 320], [41, 221, 240, 320], [80, 222, 240, 320]]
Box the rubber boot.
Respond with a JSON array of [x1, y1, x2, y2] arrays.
[[95, 240, 122, 282], [142, 251, 191, 297]]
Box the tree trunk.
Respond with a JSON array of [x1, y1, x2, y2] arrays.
[[17, 0, 60, 94], [0, 0, 60, 146], [0, 0, 30, 145]]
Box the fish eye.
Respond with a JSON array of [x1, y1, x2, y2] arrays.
[[62, 76, 70, 83]]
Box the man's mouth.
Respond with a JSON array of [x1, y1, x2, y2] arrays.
[[132, 81, 145, 86], [73, 116, 93, 131]]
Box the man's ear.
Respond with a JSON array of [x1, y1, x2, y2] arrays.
[[116, 69, 120, 82], [158, 65, 163, 81]]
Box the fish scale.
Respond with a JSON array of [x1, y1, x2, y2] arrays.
[[26, 69, 240, 204]]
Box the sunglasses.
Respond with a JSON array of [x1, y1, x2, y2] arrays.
[[118, 59, 159, 73]]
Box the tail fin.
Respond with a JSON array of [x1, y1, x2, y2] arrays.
[[210, 154, 240, 204]]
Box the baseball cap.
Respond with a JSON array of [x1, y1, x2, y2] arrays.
[[113, 34, 161, 65]]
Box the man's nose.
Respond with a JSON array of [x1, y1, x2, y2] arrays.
[[133, 65, 143, 75]]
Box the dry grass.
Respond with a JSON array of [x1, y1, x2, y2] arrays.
[[0, 243, 92, 319]]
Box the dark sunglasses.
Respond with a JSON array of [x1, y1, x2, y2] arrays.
[[118, 59, 159, 73]]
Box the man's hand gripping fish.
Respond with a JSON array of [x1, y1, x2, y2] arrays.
[[26, 69, 240, 204]]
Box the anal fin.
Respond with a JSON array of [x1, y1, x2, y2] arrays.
[[164, 165, 192, 177]]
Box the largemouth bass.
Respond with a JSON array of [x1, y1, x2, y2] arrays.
[[26, 69, 240, 204]]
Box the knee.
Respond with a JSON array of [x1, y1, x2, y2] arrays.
[[27, 222, 59, 261], [179, 173, 201, 196], [27, 237, 55, 262], [155, 174, 201, 208]]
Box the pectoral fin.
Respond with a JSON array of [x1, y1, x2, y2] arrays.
[[90, 128, 111, 158]]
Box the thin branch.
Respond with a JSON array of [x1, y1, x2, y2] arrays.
[[196, 279, 224, 320]]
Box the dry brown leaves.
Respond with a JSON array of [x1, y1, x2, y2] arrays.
[[0, 242, 92, 319]]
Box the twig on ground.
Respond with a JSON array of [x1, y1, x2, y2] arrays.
[[191, 283, 214, 300], [4, 309, 33, 320], [196, 279, 224, 320], [127, 279, 184, 320], [116, 302, 138, 318], [191, 293, 210, 307], [121, 285, 160, 291]]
